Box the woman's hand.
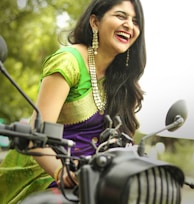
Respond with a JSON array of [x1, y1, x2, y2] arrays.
[[56, 167, 78, 188]]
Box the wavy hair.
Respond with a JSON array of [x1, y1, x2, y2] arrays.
[[68, 0, 146, 136]]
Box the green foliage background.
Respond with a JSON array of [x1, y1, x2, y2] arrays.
[[0, 0, 90, 123]]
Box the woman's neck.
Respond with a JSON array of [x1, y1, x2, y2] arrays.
[[94, 49, 114, 80]]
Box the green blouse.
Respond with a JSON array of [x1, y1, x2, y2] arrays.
[[41, 46, 105, 125]]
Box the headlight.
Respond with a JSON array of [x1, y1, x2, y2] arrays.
[[79, 148, 184, 204]]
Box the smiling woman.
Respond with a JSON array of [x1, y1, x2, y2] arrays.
[[87, 1, 141, 56], [0, 0, 147, 203]]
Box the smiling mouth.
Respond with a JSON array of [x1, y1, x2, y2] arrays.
[[116, 31, 131, 40]]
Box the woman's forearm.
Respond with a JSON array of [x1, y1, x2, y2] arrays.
[[32, 147, 77, 187], [32, 147, 62, 178]]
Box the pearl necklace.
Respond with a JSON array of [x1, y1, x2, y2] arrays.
[[88, 47, 106, 114]]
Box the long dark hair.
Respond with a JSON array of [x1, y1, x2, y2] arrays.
[[68, 0, 146, 136]]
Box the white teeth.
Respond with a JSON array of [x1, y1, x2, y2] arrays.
[[116, 32, 130, 39]]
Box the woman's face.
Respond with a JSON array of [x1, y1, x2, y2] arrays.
[[95, 1, 140, 56]]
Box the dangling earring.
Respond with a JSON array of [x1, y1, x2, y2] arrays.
[[126, 49, 130, 67], [92, 29, 98, 55]]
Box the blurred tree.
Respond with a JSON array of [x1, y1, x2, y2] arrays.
[[0, 0, 90, 123], [159, 138, 194, 177]]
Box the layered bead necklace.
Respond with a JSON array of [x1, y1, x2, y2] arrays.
[[88, 47, 106, 115]]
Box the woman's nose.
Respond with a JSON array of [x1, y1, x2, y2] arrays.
[[123, 18, 134, 30]]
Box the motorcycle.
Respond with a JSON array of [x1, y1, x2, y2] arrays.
[[0, 35, 194, 204]]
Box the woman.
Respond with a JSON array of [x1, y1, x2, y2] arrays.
[[0, 0, 146, 203]]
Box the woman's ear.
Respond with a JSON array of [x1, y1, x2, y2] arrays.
[[89, 14, 99, 30]]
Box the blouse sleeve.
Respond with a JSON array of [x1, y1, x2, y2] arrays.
[[41, 50, 80, 87]]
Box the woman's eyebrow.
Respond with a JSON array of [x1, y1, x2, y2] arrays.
[[114, 10, 128, 15], [114, 10, 136, 18]]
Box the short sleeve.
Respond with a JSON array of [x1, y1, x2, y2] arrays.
[[41, 50, 80, 87]]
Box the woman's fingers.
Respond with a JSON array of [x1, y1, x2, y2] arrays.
[[63, 171, 78, 188], [57, 166, 78, 188]]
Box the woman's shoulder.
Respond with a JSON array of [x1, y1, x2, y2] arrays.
[[69, 44, 88, 65], [56, 44, 87, 55], [41, 44, 89, 87], [43, 44, 86, 67], [53, 44, 88, 68], [71, 44, 87, 54]]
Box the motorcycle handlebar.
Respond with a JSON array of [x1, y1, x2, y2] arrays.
[[0, 122, 75, 149]]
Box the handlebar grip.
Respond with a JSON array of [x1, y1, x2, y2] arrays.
[[0, 122, 32, 133]]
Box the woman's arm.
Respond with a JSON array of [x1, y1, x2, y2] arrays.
[[30, 73, 77, 187]]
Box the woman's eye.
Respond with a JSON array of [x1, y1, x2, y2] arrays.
[[116, 15, 126, 20], [133, 19, 139, 25]]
